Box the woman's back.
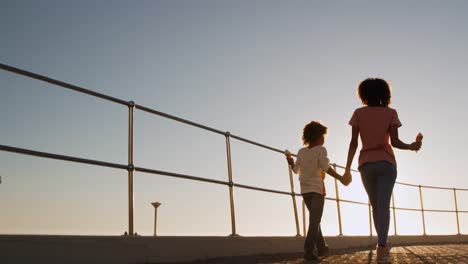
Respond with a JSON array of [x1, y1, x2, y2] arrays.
[[349, 106, 401, 168]]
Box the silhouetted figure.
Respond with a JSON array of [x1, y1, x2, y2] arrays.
[[343, 78, 422, 263], [286, 121, 349, 262]]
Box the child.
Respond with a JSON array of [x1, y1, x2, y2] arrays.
[[343, 78, 422, 263], [286, 121, 350, 262]]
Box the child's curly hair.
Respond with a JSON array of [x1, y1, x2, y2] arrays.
[[302, 121, 327, 146], [358, 78, 392, 107]]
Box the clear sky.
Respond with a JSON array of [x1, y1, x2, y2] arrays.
[[1, 0, 468, 236]]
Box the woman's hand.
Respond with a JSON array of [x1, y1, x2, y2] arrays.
[[286, 155, 294, 166], [409, 141, 422, 151]]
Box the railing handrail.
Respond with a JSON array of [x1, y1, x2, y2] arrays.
[[0, 144, 128, 170], [0, 63, 129, 106], [1, 62, 467, 236]]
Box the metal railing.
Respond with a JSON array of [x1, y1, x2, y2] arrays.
[[1, 63, 467, 236]]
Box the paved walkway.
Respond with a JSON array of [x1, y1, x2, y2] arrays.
[[187, 244, 468, 264], [280, 244, 468, 264]]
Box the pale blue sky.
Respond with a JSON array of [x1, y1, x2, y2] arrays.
[[1, 0, 468, 236]]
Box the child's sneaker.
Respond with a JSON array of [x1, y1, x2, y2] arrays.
[[317, 246, 330, 257], [376, 244, 392, 263]]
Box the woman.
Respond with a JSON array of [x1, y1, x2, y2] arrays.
[[343, 78, 422, 263]]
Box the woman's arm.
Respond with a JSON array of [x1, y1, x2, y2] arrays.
[[389, 125, 421, 151], [345, 126, 359, 172], [343, 126, 359, 185]]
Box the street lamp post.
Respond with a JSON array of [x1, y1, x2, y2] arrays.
[[152, 202, 162, 237]]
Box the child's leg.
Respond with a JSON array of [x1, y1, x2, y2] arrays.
[[316, 224, 328, 251], [303, 192, 325, 258]]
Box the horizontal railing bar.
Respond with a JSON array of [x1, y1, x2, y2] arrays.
[[389, 206, 467, 213], [423, 209, 457, 213], [392, 207, 422, 212], [229, 136, 359, 175], [0, 63, 129, 106], [134, 104, 225, 135], [0, 144, 128, 170], [330, 163, 359, 173], [135, 166, 229, 186], [230, 134, 285, 154], [339, 199, 369, 206], [394, 182, 420, 188], [394, 181, 468, 191], [234, 183, 293, 196], [390, 206, 459, 213], [337, 166, 468, 191], [417, 185, 454, 191]]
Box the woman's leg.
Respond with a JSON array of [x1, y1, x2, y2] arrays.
[[375, 163, 397, 246], [360, 162, 396, 246], [360, 164, 379, 234], [303, 192, 325, 258]]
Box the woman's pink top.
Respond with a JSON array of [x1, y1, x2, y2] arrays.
[[349, 106, 402, 169]]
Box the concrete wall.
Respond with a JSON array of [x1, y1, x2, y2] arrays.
[[1, 234, 467, 264]]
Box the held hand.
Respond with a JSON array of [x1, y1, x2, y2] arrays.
[[341, 171, 352, 186], [340, 176, 351, 186]]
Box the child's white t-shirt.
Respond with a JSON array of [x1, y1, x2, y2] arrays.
[[292, 146, 330, 195]]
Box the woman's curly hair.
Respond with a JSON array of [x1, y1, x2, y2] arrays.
[[302, 121, 327, 146], [358, 78, 392, 107]]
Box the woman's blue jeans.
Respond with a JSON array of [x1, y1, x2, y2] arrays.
[[360, 161, 397, 246]]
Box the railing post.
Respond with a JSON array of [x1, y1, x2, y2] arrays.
[[225, 132, 238, 236], [333, 163, 343, 236], [454, 188, 461, 235], [368, 199, 373, 236], [418, 185, 426, 235], [302, 199, 306, 236], [392, 192, 397, 236], [286, 157, 301, 237], [127, 101, 135, 236]]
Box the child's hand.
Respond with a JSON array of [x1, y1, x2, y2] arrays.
[[285, 150, 294, 166]]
